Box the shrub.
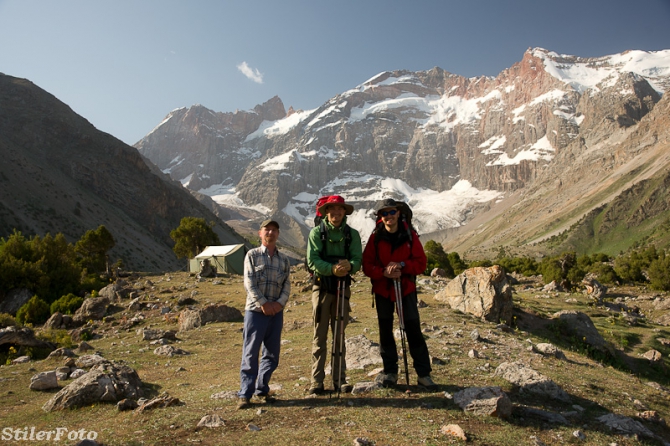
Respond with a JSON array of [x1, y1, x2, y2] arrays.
[[614, 249, 652, 283], [423, 240, 454, 277], [648, 251, 670, 291], [0, 313, 17, 328], [80, 273, 107, 294], [539, 252, 583, 287], [16, 295, 51, 325], [447, 252, 468, 275], [588, 262, 619, 285], [37, 328, 74, 348], [498, 256, 539, 276], [468, 259, 493, 268], [50, 293, 84, 315]]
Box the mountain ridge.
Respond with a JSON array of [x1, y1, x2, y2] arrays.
[[135, 47, 670, 257], [0, 74, 249, 272]]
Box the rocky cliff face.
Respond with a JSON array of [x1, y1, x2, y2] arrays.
[[135, 48, 670, 250], [0, 74, 248, 271]]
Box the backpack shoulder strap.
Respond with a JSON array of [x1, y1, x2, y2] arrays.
[[343, 224, 352, 258], [318, 220, 328, 257]]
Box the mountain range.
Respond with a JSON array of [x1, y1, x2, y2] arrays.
[[2, 47, 669, 274], [135, 47, 670, 258]]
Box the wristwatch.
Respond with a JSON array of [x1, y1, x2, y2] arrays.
[[400, 262, 406, 268]]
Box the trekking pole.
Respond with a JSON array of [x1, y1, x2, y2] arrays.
[[394, 279, 410, 386], [332, 278, 345, 397], [337, 278, 346, 395]]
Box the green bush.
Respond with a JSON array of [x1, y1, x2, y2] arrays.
[[0, 313, 17, 328], [79, 273, 108, 295], [648, 251, 670, 291], [423, 240, 454, 277], [0, 231, 81, 303], [498, 256, 539, 276], [587, 262, 619, 285], [37, 328, 74, 348], [50, 293, 84, 315], [16, 295, 51, 325], [469, 259, 493, 268], [447, 252, 468, 275]]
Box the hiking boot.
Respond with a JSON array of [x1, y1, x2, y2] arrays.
[[417, 375, 438, 390], [308, 383, 324, 395], [256, 393, 277, 404], [336, 382, 353, 393], [237, 397, 251, 409], [374, 372, 398, 388]]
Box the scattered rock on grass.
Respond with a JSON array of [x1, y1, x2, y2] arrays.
[[197, 414, 226, 428], [453, 386, 512, 418], [29, 371, 59, 391], [494, 362, 570, 402], [440, 424, 467, 440]]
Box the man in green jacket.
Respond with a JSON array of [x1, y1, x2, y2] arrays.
[[306, 195, 362, 394]]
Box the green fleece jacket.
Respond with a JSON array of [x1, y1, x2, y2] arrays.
[[306, 217, 362, 277]]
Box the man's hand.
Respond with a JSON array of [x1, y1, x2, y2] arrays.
[[337, 259, 351, 272], [261, 301, 282, 316], [332, 263, 348, 277], [383, 262, 402, 279]]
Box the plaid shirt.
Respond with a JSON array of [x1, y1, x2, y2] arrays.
[[243, 245, 291, 312]]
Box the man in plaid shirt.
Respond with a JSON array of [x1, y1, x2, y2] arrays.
[[237, 219, 291, 409]]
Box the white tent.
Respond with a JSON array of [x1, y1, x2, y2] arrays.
[[189, 244, 247, 275]]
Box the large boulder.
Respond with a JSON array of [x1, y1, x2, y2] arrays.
[[44, 312, 74, 330], [582, 275, 607, 303], [0, 326, 56, 350], [435, 266, 513, 324], [178, 304, 242, 331], [73, 296, 110, 324], [42, 361, 143, 411], [29, 371, 59, 391], [98, 279, 132, 301], [452, 386, 512, 418], [552, 310, 613, 355]]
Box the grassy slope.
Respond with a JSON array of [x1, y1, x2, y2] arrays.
[[1, 271, 669, 445]]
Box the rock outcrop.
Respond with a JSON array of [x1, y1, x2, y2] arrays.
[[42, 361, 143, 411], [435, 266, 513, 324]]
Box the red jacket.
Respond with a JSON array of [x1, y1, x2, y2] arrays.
[[362, 228, 427, 301]]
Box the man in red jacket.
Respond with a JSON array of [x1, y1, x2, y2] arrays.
[[362, 198, 437, 389]]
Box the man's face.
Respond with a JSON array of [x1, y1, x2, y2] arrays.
[[259, 225, 279, 246], [379, 207, 399, 228], [326, 205, 346, 227]]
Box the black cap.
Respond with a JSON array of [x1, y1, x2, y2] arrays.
[[260, 219, 280, 229], [375, 198, 400, 214]]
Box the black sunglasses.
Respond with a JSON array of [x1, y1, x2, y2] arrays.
[[380, 209, 398, 217]]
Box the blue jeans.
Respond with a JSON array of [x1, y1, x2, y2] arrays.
[[238, 309, 284, 399]]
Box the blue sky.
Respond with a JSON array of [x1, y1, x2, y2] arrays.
[[1, 0, 669, 145]]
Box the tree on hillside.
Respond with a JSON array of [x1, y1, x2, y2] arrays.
[[447, 251, 468, 275], [424, 240, 454, 277], [170, 217, 220, 259], [647, 250, 670, 291], [75, 225, 115, 274]]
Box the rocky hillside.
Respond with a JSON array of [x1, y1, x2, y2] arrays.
[[0, 74, 248, 271], [136, 48, 670, 254]]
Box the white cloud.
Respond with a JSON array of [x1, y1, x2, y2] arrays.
[[237, 61, 263, 84]]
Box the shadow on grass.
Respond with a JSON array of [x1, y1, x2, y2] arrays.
[[512, 307, 670, 386], [270, 383, 670, 445], [141, 381, 163, 399]]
